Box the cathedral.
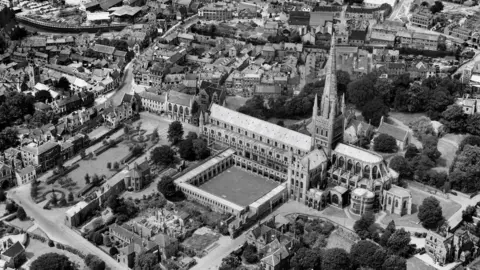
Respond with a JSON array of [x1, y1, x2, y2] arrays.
[[199, 33, 412, 216]]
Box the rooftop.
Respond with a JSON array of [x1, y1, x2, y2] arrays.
[[209, 104, 312, 152], [334, 143, 383, 164]]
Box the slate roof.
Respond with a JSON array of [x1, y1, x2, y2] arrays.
[[100, 0, 122, 10], [209, 103, 312, 152], [2, 242, 24, 258], [93, 44, 116, 55], [168, 90, 193, 107]]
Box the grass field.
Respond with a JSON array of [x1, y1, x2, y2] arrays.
[[24, 239, 86, 269], [199, 167, 279, 207]]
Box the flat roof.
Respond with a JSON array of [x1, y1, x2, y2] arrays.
[[199, 166, 280, 207], [86, 12, 110, 21]]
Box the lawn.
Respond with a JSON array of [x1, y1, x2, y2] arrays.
[[24, 239, 86, 269], [67, 143, 130, 193], [199, 167, 279, 207], [381, 185, 461, 228], [407, 256, 437, 270]]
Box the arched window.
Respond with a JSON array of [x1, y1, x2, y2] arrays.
[[347, 159, 353, 171], [168, 103, 172, 111], [179, 106, 184, 114], [173, 104, 178, 112], [388, 197, 392, 205], [403, 201, 407, 209], [332, 194, 339, 205], [338, 157, 345, 168], [355, 163, 361, 174], [395, 200, 399, 207], [364, 165, 370, 178], [185, 108, 189, 115], [332, 154, 337, 165], [372, 166, 379, 179]]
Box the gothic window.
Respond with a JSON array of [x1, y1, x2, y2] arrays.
[[395, 200, 399, 207], [168, 103, 172, 111], [355, 163, 361, 174], [179, 106, 184, 114], [403, 201, 407, 209], [388, 197, 392, 205], [347, 159, 353, 171], [173, 104, 178, 112], [332, 194, 339, 205], [185, 108, 189, 115]]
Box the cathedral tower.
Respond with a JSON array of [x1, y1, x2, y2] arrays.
[[310, 33, 345, 156]]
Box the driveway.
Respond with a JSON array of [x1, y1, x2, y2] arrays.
[[8, 185, 126, 270]]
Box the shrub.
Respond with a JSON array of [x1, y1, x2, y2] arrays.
[[374, 134, 398, 153], [48, 240, 54, 247]]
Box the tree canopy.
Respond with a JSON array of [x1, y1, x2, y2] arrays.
[[321, 248, 350, 270], [374, 133, 398, 153], [167, 121, 184, 145], [150, 145, 176, 166], [418, 196, 444, 229], [30, 253, 74, 270], [134, 252, 160, 270]]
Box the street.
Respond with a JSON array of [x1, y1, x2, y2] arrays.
[[8, 185, 127, 270]]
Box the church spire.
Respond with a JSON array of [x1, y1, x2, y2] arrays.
[[321, 32, 338, 119], [311, 94, 318, 149]]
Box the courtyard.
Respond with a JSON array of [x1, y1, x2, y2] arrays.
[[199, 166, 279, 207]]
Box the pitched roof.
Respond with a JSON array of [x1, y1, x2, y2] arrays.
[[168, 90, 193, 107], [377, 122, 408, 142], [100, 0, 122, 10], [16, 165, 35, 177], [309, 11, 334, 27], [334, 143, 383, 164], [93, 44, 116, 55], [2, 242, 24, 258], [209, 104, 312, 152], [140, 91, 165, 103]]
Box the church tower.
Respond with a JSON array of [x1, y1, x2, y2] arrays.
[[311, 33, 345, 156]]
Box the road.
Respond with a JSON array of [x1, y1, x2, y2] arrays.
[[8, 185, 127, 270]]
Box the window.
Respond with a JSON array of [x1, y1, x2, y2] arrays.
[[239, 140, 243, 145], [245, 131, 248, 136], [253, 134, 255, 139]]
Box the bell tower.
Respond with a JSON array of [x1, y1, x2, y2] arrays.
[[310, 32, 345, 156]]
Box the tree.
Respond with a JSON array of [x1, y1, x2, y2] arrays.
[[219, 255, 241, 270], [157, 176, 175, 198], [347, 73, 377, 108], [463, 205, 477, 222], [93, 232, 103, 245], [6, 202, 17, 213], [389, 156, 411, 177], [135, 252, 159, 270], [109, 247, 119, 256], [410, 116, 434, 140], [441, 104, 467, 133], [290, 247, 321, 270], [374, 134, 398, 153], [178, 139, 195, 161], [113, 161, 120, 170], [186, 131, 198, 141], [16, 206, 27, 220], [85, 173, 90, 184], [51, 192, 58, 205], [418, 196, 444, 229], [167, 121, 184, 144], [322, 248, 350, 270], [277, 120, 285, 127], [387, 228, 411, 257], [242, 244, 259, 264], [193, 138, 210, 160], [150, 145, 176, 166], [85, 254, 105, 270], [350, 240, 383, 269], [31, 253, 74, 270], [0, 127, 19, 152], [67, 192, 74, 202], [107, 162, 111, 169], [151, 128, 159, 142], [382, 255, 407, 270], [458, 135, 480, 153], [405, 145, 419, 160], [362, 98, 389, 127], [450, 145, 480, 192], [55, 76, 71, 91], [430, 0, 444, 13], [35, 90, 53, 103], [354, 211, 377, 240], [10, 27, 27, 41]]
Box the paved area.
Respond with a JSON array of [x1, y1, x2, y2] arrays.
[[199, 167, 279, 207], [8, 185, 127, 269]]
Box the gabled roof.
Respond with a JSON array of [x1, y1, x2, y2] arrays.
[[100, 0, 122, 10], [209, 104, 312, 152], [2, 242, 24, 258], [377, 122, 408, 142], [93, 44, 116, 55]]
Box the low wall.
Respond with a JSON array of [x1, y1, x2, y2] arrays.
[[16, 15, 128, 33]]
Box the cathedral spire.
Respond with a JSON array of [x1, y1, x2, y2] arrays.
[[311, 94, 318, 149], [321, 32, 338, 119]]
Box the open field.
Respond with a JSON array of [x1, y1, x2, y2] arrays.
[[199, 167, 279, 207]]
